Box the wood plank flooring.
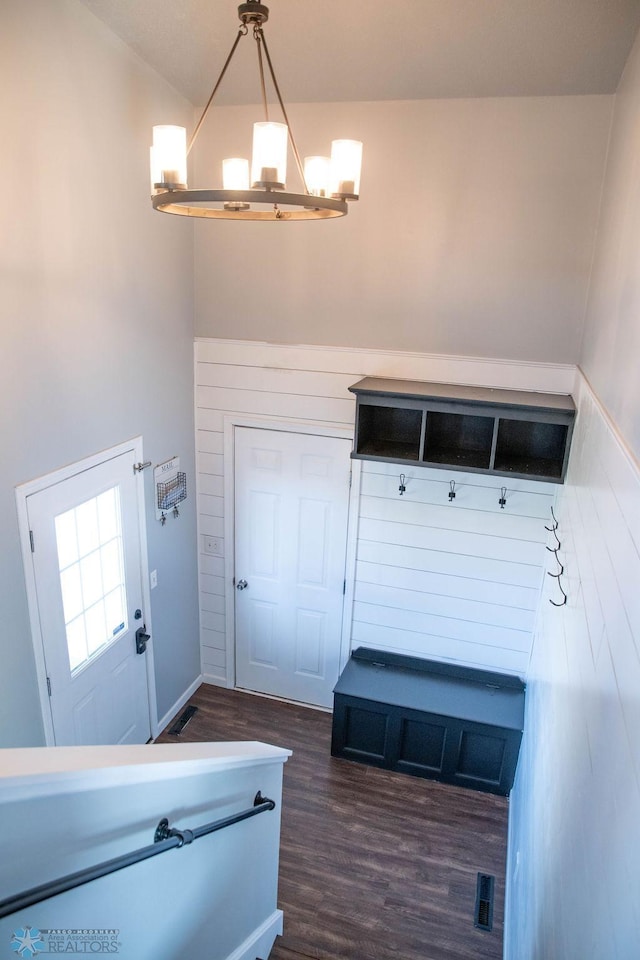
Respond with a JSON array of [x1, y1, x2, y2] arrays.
[[157, 685, 508, 960]]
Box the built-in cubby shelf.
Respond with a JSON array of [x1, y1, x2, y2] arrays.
[[349, 377, 575, 483]]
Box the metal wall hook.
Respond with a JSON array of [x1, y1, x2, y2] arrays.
[[499, 487, 507, 509], [545, 506, 560, 532], [398, 474, 406, 496], [547, 561, 564, 578], [549, 580, 567, 606], [448, 480, 456, 501]]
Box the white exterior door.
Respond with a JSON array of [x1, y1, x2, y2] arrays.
[[25, 447, 151, 745], [234, 427, 352, 708]]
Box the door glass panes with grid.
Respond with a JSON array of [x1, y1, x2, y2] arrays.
[[54, 486, 127, 673]]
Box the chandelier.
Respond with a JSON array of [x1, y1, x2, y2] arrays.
[[150, 1, 363, 221]]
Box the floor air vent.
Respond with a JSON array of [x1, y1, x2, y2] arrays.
[[168, 705, 198, 735], [474, 872, 495, 931]]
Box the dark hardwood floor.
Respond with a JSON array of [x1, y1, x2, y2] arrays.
[[157, 685, 508, 960]]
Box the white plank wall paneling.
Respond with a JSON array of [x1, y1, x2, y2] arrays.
[[353, 461, 555, 675], [195, 339, 571, 685], [506, 374, 640, 959]]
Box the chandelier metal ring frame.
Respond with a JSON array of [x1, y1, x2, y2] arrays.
[[152, 190, 347, 219], [150, 0, 362, 221]]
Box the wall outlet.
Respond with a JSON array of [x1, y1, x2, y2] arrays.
[[150, 569, 158, 590], [204, 536, 223, 556]]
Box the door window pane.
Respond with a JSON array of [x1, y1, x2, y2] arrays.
[[59, 565, 83, 624], [65, 617, 88, 672], [76, 498, 100, 556], [55, 509, 79, 569], [55, 486, 128, 674]]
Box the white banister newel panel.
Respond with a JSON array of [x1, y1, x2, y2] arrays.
[[0, 742, 289, 960]]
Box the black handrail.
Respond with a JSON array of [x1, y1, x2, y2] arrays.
[[0, 791, 275, 919]]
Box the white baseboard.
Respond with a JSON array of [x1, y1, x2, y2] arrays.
[[153, 673, 202, 737], [225, 910, 283, 960]]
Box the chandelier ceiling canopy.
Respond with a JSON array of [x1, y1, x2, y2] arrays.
[[150, 1, 363, 221]]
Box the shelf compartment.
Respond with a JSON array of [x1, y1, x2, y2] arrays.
[[348, 377, 576, 483], [355, 404, 423, 461], [423, 411, 494, 470], [494, 419, 568, 479]]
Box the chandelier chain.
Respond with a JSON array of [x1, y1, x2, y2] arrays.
[[255, 27, 270, 122], [258, 28, 309, 193], [187, 25, 246, 155]]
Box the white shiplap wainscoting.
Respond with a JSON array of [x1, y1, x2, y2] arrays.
[[195, 338, 575, 686], [505, 373, 640, 958], [354, 462, 555, 675]]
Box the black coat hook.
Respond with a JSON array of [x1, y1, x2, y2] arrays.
[[398, 474, 406, 496], [448, 480, 456, 501], [545, 527, 561, 550], [545, 506, 559, 532], [550, 580, 567, 606], [499, 487, 507, 509]]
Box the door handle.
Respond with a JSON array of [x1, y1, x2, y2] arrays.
[[236, 579, 249, 591], [135, 625, 150, 654]]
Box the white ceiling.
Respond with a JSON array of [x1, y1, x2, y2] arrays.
[[79, 0, 640, 105]]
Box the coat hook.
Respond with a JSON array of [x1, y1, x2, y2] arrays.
[[547, 560, 564, 578], [448, 480, 456, 501], [545, 527, 561, 551], [545, 506, 560, 532], [549, 579, 567, 606], [398, 474, 406, 496], [499, 486, 507, 509]]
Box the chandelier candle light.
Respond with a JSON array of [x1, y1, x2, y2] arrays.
[[150, 1, 363, 221]]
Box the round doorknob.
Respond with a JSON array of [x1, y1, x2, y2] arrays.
[[236, 579, 248, 591]]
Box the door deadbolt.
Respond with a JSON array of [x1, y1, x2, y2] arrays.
[[236, 579, 248, 591]]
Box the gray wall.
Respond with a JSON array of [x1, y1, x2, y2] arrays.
[[505, 28, 640, 960], [194, 96, 611, 362], [0, 0, 200, 745]]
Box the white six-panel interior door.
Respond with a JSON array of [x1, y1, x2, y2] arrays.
[[233, 426, 352, 708]]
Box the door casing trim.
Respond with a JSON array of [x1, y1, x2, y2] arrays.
[[223, 415, 361, 695], [15, 438, 157, 746]]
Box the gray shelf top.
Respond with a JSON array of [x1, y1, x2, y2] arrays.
[[349, 377, 576, 414]]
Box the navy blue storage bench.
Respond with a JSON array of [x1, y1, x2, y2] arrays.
[[331, 648, 525, 796]]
